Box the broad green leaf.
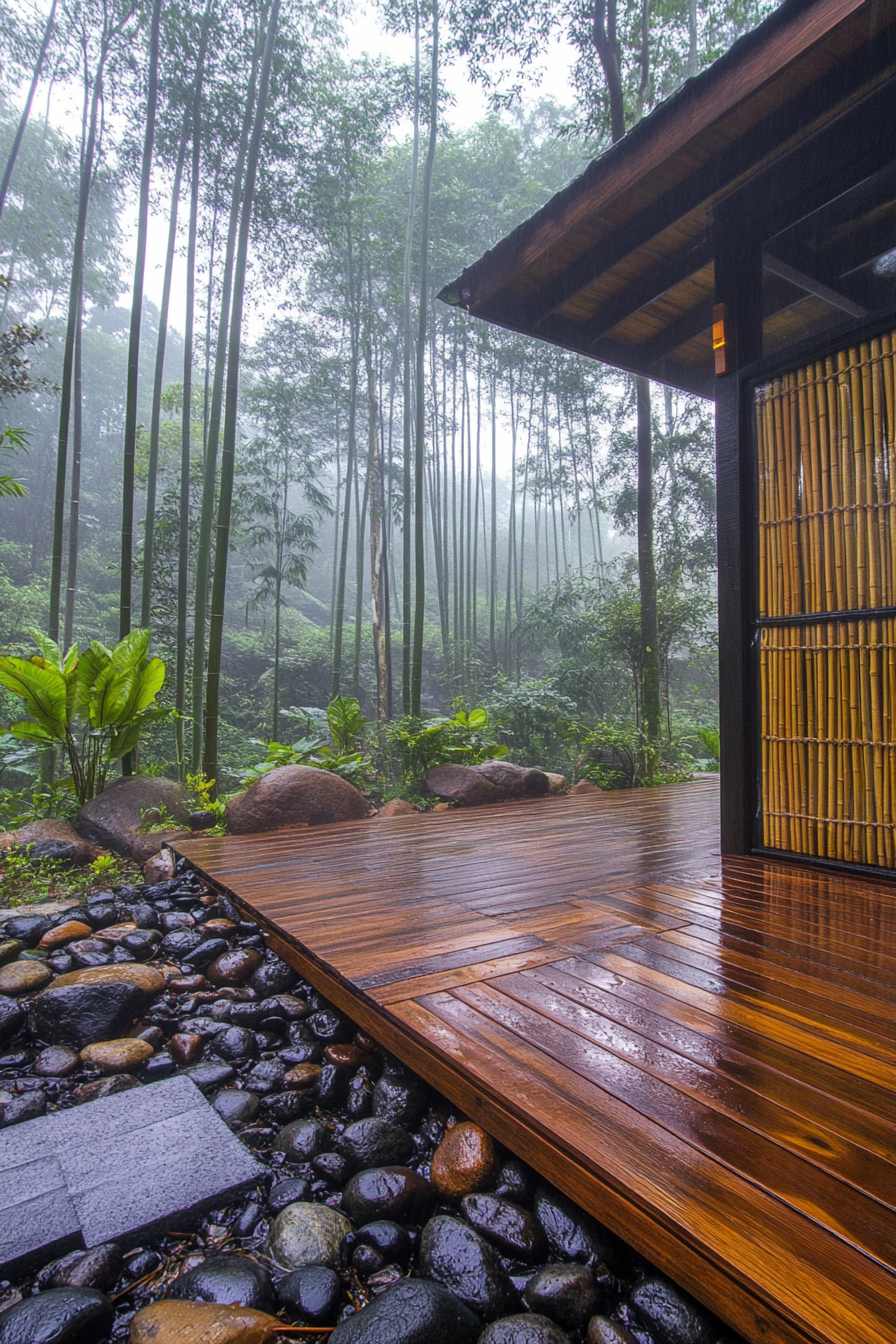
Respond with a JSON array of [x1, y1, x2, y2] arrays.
[[108, 722, 141, 759], [6, 719, 54, 743], [63, 643, 80, 675], [73, 644, 109, 715], [468, 708, 488, 728], [90, 662, 134, 730], [111, 628, 150, 674], [28, 629, 63, 671], [119, 657, 165, 721], [0, 657, 67, 739]]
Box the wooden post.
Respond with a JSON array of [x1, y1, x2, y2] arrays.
[[713, 215, 762, 855]]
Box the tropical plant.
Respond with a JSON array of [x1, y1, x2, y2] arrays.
[[572, 718, 692, 790], [386, 704, 506, 789], [0, 426, 27, 498], [0, 628, 171, 804]]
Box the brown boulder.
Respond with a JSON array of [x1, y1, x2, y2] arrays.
[[570, 778, 602, 794], [15, 820, 100, 866], [129, 1300, 283, 1344], [431, 1121, 501, 1201], [225, 765, 372, 835], [424, 765, 505, 807], [74, 776, 190, 857], [143, 845, 176, 883], [130, 828, 191, 864], [0, 831, 19, 852], [468, 759, 551, 798], [377, 798, 417, 817], [546, 772, 567, 793], [80, 1037, 154, 1074]]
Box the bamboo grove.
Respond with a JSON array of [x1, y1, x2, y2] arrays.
[[0, 0, 757, 789]]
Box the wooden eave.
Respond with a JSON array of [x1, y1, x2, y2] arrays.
[[439, 0, 896, 397]]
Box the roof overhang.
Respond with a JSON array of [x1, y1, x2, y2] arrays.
[[439, 0, 896, 397]]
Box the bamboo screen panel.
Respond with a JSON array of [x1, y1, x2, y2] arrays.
[[755, 334, 896, 867]]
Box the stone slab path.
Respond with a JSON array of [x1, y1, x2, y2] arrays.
[[0, 1075, 263, 1275]]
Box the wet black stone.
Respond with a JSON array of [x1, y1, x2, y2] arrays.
[[0, 997, 24, 1048], [189, 810, 217, 830], [307, 1010, 352, 1043], [273, 1117, 331, 1162], [181, 938, 229, 970], [494, 1158, 537, 1206], [346, 1221, 413, 1270], [0, 1090, 48, 1126], [121, 930, 160, 960], [158, 928, 206, 959], [27, 983, 146, 1051], [587, 1321, 642, 1344], [0, 1049, 32, 1070], [524, 1263, 602, 1330], [265, 994, 311, 1021], [109, 946, 135, 964], [46, 953, 75, 975], [312, 1151, 351, 1185], [142, 1053, 176, 1082], [372, 1068, 428, 1128], [127, 903, 159, 930], [39, 1243, 123, 1292], [125, 1249, 162, 1280], [167, 1253, 274, 1311], [214, 1027, 258, 1062], [335, 1118, 413, 1170], [213, 1088, 261, 1128], [80, 904, 118, 930], [2, 915, 50, 948], [479, 1314, 572, 1344], [178, 1016, 226, 1039], [276, 1264, 342, 1323], [328, 1277, 480, 1344], [249, 956, 298, 997], [534, 1185, 622, 1269], [343, 1167, 436, 1226], [0, 1287, 113, 1344], [345, 1072, 373, 1119], [232, 1200, 264, 1238], [228, 1002, 266, 1029], [268, 1177, 312, 1212], [628, 1275, 719, 1344], [283, 1040, 323, 1065], [9, 838, 82, 866], [316, 1063, 348, 1109], [461, 1194, 547, 1262], [418, 1214, 519, 1320], [182, 1061, 236, 1092], [262, 1090, 315, 1123], [244, 1059, 286, 1094]]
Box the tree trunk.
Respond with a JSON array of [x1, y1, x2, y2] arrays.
[[192, 3, 257, 768], [331, 307, 359, 700], [0, 0, 57, 220], [203, 0, 281, 790], [119, 0, 162, 643], [401, 7, 421, 715], [140, 125, 187, 628], [62, 291, 83, 648], [366, 325, 387, 727], [176, 63, 202, 777], [48, 57, 104, 643], [411, 0, 438, 715], [637, 375, 660, 739]]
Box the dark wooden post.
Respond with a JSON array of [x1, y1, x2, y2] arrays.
[[712, 214, 762, 855]]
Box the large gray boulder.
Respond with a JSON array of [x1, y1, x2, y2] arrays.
[[424, 760, 550, 807], [225, 765, 371, 835], [469, 759, 550, 798], [74, 776, 190, 857]]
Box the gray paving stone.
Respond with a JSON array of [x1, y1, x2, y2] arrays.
[[0, 1076, 264, 1272]]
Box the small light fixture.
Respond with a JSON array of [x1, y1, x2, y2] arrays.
[[712, 302, 729, 375]]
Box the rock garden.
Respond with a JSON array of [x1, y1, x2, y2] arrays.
[[0, 841, 744, 1344]]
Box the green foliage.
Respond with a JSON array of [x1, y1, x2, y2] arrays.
[[486, 676, 579, 774], [386, 705, 506, 791], [696, 726, 720, 766], [573, 719, 693, 790], [0, 427, 28, 498], [242, 696, 373, 788], [0, 775, 76, 831], [0, 846, 132, 909], [0, 629, 172, 805]]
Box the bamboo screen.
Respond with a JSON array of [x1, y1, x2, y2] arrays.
[[755, 333, 896, 867]]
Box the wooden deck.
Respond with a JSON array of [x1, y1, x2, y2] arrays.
[[178, 778, 896, 1344]]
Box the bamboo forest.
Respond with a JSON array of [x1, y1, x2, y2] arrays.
[[0, 0, 770, 820]]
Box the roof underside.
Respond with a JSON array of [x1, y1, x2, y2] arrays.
[[439, 0, 896, 397]]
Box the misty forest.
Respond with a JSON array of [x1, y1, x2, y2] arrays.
[[0, 0, 772, 826]]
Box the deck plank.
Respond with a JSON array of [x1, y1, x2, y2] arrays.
[[177, 778, 896, 1344]]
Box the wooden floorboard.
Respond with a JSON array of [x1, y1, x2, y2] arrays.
[[177, 778, 896, 1344]]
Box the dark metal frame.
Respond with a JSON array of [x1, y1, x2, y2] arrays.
[[713, 68, 896, 865]]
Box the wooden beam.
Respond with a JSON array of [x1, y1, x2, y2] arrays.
[[534, 236, 714, 344], [640, 297, 715, 368], [762, 252, 869, 318]]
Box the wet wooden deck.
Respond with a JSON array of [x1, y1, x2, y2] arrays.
[[177, 778, 896, 1344]]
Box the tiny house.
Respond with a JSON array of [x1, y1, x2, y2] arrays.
[[441, 0, 896, 877]]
